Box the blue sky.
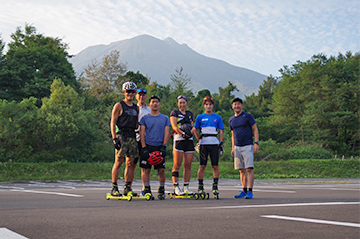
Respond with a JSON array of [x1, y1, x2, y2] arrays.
[[1, 0, 359, 77]]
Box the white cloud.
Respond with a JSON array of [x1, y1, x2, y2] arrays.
[[0, 0, 358, 76]]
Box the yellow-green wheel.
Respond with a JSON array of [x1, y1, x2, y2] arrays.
[[194, 193, 199, 200]]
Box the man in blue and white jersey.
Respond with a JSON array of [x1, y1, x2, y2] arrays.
[[194, 96, 224, 195]]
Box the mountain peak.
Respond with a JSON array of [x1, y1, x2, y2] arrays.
[[70, 35, 266, 97]]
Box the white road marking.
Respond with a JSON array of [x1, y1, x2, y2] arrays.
[[261, 215, 360, 228], [0, 186, 25, 190], [194, 201, 360, 210], [10, 189, 84, 197], [253, 189, 296, 193], [0, 228, 29, 239]]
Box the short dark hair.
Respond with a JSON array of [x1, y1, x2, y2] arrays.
[[232, 97, 243, 104], [149, 95, 160, 103]]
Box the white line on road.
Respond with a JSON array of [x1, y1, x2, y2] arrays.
[[0, 228, 29, 239], [0, 186, 25, 190], [253, 189, 296, 193], [194, 201, 360, 210], [10, 189, 84, 197], [261, 215, 360, 228]]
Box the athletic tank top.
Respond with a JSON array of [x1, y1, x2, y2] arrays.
[[116, 101, 138, 137]]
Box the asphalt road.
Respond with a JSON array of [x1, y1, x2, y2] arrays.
[[0, 178, 359, 239]]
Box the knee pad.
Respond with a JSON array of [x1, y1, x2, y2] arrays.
[[172, 171, 179, 178]]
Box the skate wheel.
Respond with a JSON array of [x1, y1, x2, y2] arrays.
[[194, 193, 199, 200], [200, 193, 205, 199], [214, 194, 219, 199], [128, 195, 133, 201], [106, 193, 110, 200], [145, 193, 151, 201], [206, 193, 209, 199]]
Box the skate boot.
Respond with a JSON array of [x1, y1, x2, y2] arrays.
[[174, 185, 185, 196], [123, 185, 138, 197], [144, 186, 154, 200], [157, 186, 165, 200], [183, 185, 194, 195], [198, 188, 209, 200], [212, 185, 219, 199], [111, 185, 121, 196]]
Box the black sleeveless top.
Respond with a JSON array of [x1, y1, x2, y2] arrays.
[[116, 101, 138, 138]]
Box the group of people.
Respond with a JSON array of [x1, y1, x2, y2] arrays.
[[110, 81, 259, 200]]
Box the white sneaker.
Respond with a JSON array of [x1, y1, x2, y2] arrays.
[[183, 186, 194, 195], [174, 186, 185, 196]]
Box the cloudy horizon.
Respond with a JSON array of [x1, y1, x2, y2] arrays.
[[1, 0, 359, 76]]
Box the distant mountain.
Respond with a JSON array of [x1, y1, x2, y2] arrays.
[[69, 34, 267, 98]]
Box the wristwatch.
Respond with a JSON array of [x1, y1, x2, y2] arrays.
[[254, 141, 259, 145]]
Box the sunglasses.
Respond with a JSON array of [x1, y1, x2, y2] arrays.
[[137, 88, 147, 93], [204, 96, 213, 101], [177, 95, 187, 100], [126, 90, 136, 94]]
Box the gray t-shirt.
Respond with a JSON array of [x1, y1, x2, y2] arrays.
[[139, 113, 171, 146]]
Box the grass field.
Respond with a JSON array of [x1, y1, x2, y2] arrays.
[[0, 158, 359, 182]]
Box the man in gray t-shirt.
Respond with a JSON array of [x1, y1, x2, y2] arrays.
[[139, 95, 171, 199]]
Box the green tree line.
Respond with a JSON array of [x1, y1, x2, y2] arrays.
[[0, 24, 359, 163]]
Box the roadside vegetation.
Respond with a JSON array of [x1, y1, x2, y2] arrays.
[[0, 158, 358, 182]]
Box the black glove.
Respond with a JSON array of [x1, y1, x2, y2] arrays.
[[160, 145, 167, 157], [113, 138, 121, 150], [141, 147, 150, 160], [218, 142, 223, 156]]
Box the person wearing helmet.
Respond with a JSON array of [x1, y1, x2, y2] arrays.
[[110, 81, 139, 197], [139, 95, 171, 199], [193, 96, 224, 199], [170, 95, 196, 196]]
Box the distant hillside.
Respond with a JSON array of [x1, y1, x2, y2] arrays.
[[69, 34, 267, 98]]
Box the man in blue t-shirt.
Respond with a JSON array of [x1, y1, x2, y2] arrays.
[[139, 95, 171, 199], [229, 98, 259, 199], [194, 96, 224, 198]]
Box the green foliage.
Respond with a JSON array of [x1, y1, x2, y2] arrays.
[[244, 75, 278, 118], [80, 50, 127, 100], [268, 52, 359, 156], [0, 24, 79, 102], [0, 24, 358, 164], [1, 159, 358, 182], [254, 139, 333, 161], [123, 70, 149, 87], [0, 79, 110, 162]]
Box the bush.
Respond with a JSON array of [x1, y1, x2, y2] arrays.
[[287, 142, 333, 159], [254, 139, 333, 161]]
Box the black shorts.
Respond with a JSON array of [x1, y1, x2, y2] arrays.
[[173, 140, 195, 153], [140, 145, 166, 169], [199, 144, 219, 166]]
